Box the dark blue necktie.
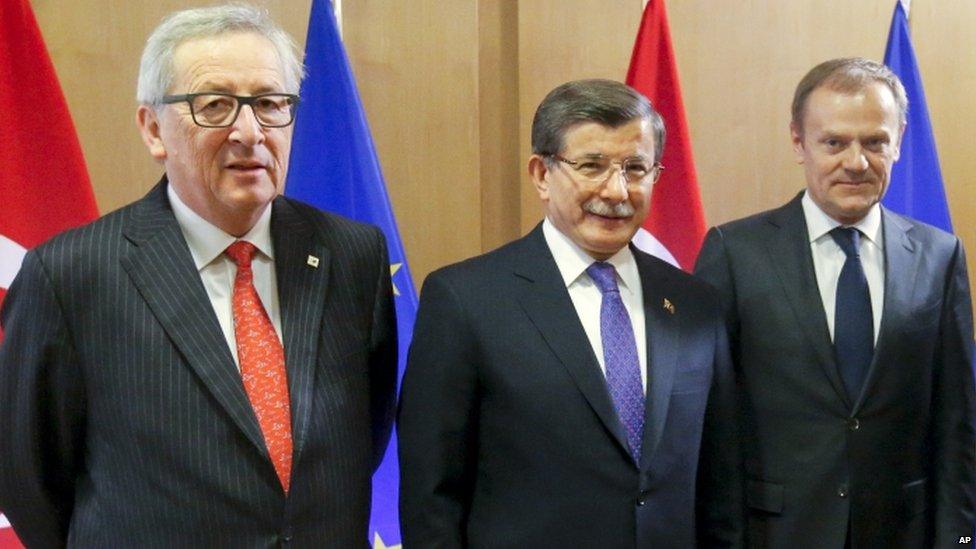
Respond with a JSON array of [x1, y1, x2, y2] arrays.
[[830, 227, 874, 400], [586, 262, 645, 461]]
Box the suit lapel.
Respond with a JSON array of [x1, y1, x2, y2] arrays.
[[270, 197, 331, 466], [513, 226, 633, 458], [120, 180, 267, 456], [763, 194, 852, 408], [852, 209, 917, 412], [635, 251, 679, 470]]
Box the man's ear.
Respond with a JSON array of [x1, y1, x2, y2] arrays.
[[790, 121, 805, 164], [528, 155, 551, 201], [136, 105, 167, 162], [892, 122, 906, 162]]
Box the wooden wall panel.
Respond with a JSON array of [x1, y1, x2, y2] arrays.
[[515, 0, 645, 233], [32, 0, 310, 214], [667, 0, 975, 321], [342, 0, 482, 283], [478, 0, 521, 252], [911, 0, 976, 286], [32, 0, 976, 305], [669, 1, 891, 224]]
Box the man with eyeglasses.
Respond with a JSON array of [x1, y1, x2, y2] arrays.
[[398, 79, 742, 548], [0, 5, 396, 547]]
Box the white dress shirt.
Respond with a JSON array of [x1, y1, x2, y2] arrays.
[[542, 217, 648, 393], [167, 184, 283, 368], [801, 192, 885, 343]]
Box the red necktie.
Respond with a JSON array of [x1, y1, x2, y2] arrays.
[[225, 241, 292, 493]]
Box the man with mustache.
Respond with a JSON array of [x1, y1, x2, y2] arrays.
[[398, 79, 742, 547], [0, 5, 396, 546], [695, 57, 975, 547]]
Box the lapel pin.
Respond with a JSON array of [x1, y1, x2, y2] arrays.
[[307, 255, 320, 268], [663, 298, 675, 314]]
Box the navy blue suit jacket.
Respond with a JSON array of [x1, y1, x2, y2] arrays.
[[695, 193, 975, 548], [398, 225, 742, 548]]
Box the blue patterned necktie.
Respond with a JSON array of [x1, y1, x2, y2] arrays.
[[830, 227, 874, 400], [586, 261, 645, 461]]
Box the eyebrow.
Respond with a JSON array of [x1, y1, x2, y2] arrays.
[[574, 153, 650, 161], [191, 81, 283, 95]]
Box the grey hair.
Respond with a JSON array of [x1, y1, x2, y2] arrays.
[[531, 79, 666, 163], [791, 57, 908, 134], [136, 3, 305, 104]]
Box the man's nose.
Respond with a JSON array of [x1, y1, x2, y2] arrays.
[[842, 144, 869, 172], [600, 168, 629, 202], [229, 105, 266, 146]]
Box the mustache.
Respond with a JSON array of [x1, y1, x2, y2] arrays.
[[583, 199, 634, 218]]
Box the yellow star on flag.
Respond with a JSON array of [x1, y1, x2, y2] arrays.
[[373, 532, 402, 549], [390, 262, 403, 296]]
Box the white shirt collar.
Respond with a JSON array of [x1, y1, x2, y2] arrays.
[[167, 183, 275, 271], [541, 217, 640, 293], [801, 190, 883, 248]]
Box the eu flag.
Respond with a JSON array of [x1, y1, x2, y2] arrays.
[[286, 1, 417, 546], [882, 0, 953, 232]]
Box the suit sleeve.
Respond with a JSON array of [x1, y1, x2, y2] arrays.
[[695, 227, 747, 547], [694, 227, 740, 346], [397, 272, 477, 549], [696, 290, 745, 548], [931, 239, 976, 545], [0, 251, 86, 548], [368, 228, 398, 471]]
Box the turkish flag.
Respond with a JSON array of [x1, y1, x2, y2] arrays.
[[0, 0, 98, 339], [0, 1, 98, 545], [626, 0, 706, 272]]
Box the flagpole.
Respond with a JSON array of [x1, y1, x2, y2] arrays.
[[333, 0, 343, 38]]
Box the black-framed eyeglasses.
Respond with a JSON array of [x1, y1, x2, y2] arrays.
[[550, 154, 664, 184], [160, 92, 300, 128]]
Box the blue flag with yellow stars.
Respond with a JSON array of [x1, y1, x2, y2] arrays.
[[286, 1, 417, 546], [882, 0, 953, 232]]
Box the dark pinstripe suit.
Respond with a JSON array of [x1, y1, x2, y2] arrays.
[[0, 180, 397, 547]]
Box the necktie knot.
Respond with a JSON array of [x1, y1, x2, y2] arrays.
[[830, 227, 861, 259], [226, 240, 257, 268], [587, 262, 620, 294]]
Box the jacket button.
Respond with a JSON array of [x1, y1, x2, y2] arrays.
[[838, 485, 848, 498], [636, 497, 646, 506], [847, 418, 860, 431]]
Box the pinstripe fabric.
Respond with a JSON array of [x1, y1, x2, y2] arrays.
[[0, 179, 398, 548]]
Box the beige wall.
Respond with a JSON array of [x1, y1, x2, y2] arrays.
[[34, 1, 976, 303], [31, 0, 310, 213]]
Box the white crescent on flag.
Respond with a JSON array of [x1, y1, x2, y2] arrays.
[[0, 234, 27, 290], [632, 227, 680, 269], [0, 514, 9, 528]]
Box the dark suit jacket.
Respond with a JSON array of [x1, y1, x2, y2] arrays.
[[0, 180, 397, 547], [398, 225, 742, 549], [694, 192, 976, 548]]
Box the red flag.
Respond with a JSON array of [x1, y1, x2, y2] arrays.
[[626, 0, 706, 272], [0, 0, 98, 338], [0, 526, 20, 549], [0, 2, 98, 545]]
